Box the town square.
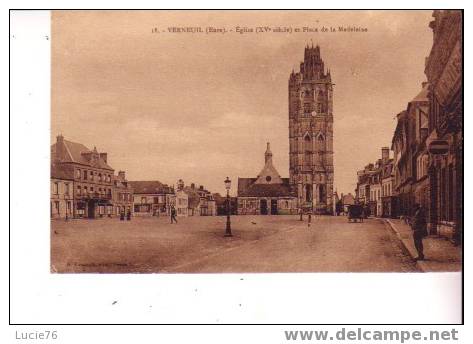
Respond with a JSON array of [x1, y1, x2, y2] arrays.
[[49, 10, 462, 274]]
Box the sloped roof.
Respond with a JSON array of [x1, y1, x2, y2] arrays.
[[51, 164, 74, 180], [51, 139, 114, 170], [238, 177, 295, 197], [128, 180, 173, 194]]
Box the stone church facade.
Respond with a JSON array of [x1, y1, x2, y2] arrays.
[[237, 44, 334, 215], [237, 143, 298, 215], [289, 44, 334, 214]]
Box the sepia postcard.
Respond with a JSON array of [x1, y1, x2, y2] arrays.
[[49, 10, 463, 275]]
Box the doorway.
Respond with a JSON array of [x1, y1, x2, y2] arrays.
[[260, 199, 268, 215], [87, 200, 96, 219], [270, 199, 278, 215], [305, 184, 313, 202]]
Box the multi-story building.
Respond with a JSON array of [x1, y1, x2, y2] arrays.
[[129, 181, 175, 216], [237, 143, 298, 215], [355, 163, 374, 206], [380, 150, 396, 218], [369, 163, 382, 217], [183, 182, 217, 216], [50, 164, 74, 219], [51, 135, 115, 218], [175, 179, 189, 217], [288, 44, 334, 214], [392, 108, 415, 218], [392, 83, 430, 220], [355, 148, 395, 217], [112, 171, 134, 217], [424, 10, 462, 242]]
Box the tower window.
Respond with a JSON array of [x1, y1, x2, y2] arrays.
[[266, 176, 272, 182], [303, 103, 311, 114]]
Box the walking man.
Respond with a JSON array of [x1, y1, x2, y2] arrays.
[[170, 205, 178, 224], [410, 203, 428, 261]]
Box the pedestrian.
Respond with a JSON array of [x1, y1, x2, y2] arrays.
[[170, 205, 178, 224], [410, 203, 428, 261]]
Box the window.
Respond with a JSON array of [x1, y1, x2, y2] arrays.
[[76, 169, 81, 179], [304, 135, 312, 168], [303, 102, 311, 114], [53, 182, 59, 195], [265, 176, 272, 182], [141, 197, 147, 204], [319, 185, 326, 203], [99, 173, 102, 182], [84, 186, 88, 194], [54, 201, 60, 214], [65, 183, 70, 195], [83, 170, 88, 180], [77, 185, 81, 195]]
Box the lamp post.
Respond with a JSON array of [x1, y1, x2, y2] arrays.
[[224, 176, 232, 237]]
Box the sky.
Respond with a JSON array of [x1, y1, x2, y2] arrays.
[[51, 10, 434, 196]]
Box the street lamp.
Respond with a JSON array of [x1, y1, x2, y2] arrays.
[[224, 176, 232, 237]]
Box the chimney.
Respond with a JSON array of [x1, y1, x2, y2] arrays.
[[177, 179, 184, 190], [55, 134, 65, 162], [118, 170, 125, 180], [381, 147, 390, 163], [99, 153, 108, 163], [199, 185, 204, 191], [191, 183, 195, 189]]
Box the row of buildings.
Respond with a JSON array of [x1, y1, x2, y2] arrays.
[[50, 135, 217, 219], [355, 10, 462, 243]]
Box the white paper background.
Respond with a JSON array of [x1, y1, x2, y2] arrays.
[[6, 5, 467, 335]]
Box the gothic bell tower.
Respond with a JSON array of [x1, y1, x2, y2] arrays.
[[288, 44, 334, 214]]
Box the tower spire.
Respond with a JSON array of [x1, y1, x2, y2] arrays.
[[265, 142, 273, 164]]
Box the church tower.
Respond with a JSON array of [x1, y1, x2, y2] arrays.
[[288, 44, 334, 214]]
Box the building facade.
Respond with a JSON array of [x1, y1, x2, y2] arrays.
[[175, 179, 189, 217], [51, 135, 115, 218], [237, 143, 298, 215], [289, 44, 334, 214], [129, 181, 175, 216], [112, 171, 134, 217], [355, 148, 395, 218], [183, 182, 216, 216], [50, 164, 74, 219], [380, 156, 396, 218], [392, 83, 430, 221], [424, 10, 462, 242]]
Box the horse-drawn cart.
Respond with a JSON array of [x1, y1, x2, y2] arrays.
[[348, 204, 364, 223]]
